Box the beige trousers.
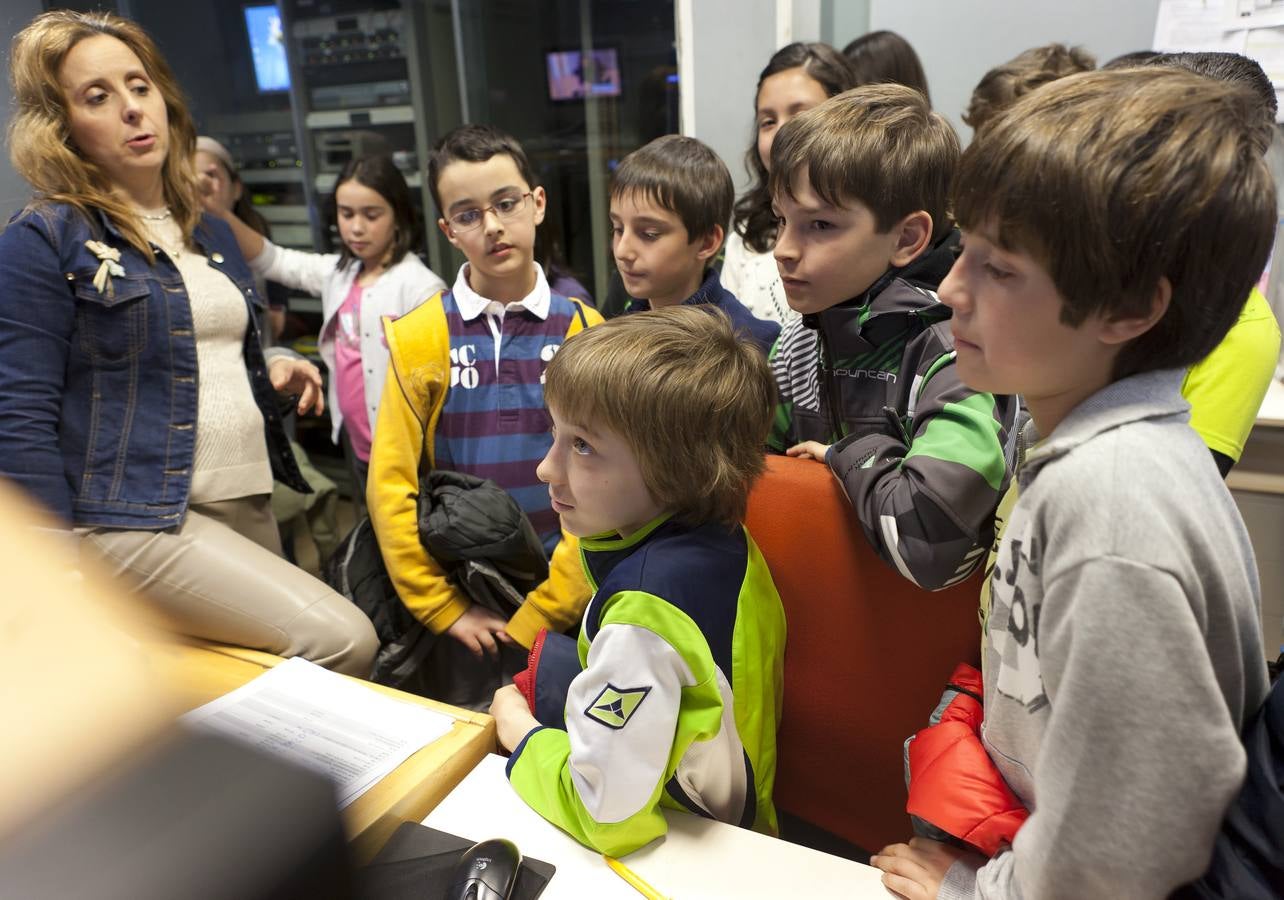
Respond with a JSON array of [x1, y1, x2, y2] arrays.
[[80, 495, 378, 677]]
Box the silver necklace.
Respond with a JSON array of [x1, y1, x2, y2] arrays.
[[138, 208, 173, 222]]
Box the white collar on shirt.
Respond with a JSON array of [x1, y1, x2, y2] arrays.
[[451, 262, 550, 321]]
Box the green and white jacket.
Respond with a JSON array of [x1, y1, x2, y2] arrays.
[[768, 235, 1018, 591], [506, 514, 786, 857]]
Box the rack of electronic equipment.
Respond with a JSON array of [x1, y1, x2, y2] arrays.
[[210, 0, 462, 322]]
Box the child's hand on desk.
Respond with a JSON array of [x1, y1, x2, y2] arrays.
[[447, 603, 513, 658], [786, 440, 830, 462], [490, 684, 540, 752], [871, 837, 969, 899]]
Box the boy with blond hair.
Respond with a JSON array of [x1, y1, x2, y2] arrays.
[[489, 306, 786, 857], [612, 134, 779, 353], [369, 125, 602, 665], [768, 84, 1017, 591], [873, 68, 1272, 899]]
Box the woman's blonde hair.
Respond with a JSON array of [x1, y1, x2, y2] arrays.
[[8, 10, 201, 259]]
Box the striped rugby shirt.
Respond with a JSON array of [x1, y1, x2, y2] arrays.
[[368, 264, 600, 644], [434, 278, 588, 551]]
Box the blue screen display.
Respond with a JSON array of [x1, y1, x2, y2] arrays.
[[244, 5, 290, 93]]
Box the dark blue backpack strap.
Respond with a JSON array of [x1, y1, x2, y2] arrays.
[[1176, 677, 1284, 899]]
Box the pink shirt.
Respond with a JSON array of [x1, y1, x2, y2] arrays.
[[331, 280, 372, 461]]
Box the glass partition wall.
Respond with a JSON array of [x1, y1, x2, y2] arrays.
[[122, 0, 675, 488], [450, 0, 678, 302], [130, 0, 678, 311]]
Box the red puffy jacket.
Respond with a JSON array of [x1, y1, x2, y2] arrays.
[[905, 663, 1030, 857]]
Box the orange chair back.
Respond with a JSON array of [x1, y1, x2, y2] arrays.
[[745, 455, 983, 852]]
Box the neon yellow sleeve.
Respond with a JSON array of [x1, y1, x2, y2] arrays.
[[1182, 288, 1281, 462]]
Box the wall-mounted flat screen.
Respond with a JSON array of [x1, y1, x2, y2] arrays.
[[546, 48, 622, 101], [245, 5, 290, 93]]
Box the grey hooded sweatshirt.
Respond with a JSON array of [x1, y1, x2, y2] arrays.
[[943, 368, 1269, 899]]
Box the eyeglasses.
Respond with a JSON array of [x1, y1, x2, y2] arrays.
[[446, 191, 533, 232]]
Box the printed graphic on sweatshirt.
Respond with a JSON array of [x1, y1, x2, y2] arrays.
[[450, 343, 479, 389], [989, 528, 1048, 712], [584, 683, 651, 730]]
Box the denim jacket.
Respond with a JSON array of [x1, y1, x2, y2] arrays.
[[0, 202, 307, 529]]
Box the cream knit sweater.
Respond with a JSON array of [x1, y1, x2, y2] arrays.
[[146, 218, 271, 502]]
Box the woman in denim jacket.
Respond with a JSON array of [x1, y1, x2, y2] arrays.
[[0, 10, 377, 675]]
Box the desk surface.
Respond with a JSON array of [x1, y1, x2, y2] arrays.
[[148, 641, 496, 864], [423, 754, 895, 899]]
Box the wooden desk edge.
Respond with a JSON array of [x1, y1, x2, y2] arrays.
[[1228, 469, 1284, 496], [162, 642, 499, 861], [347, 718, 497, 865]]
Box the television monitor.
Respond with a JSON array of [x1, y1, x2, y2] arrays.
[[244, 4, 290, 93], [546, 48, 622, 101]]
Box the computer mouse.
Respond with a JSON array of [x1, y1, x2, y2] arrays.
[[444, 837, 522, 900]]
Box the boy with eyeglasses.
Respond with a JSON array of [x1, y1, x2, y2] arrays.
[[368, 124, 603, 661]]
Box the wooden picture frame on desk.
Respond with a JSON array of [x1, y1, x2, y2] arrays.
[[147, 640, 498, 864]]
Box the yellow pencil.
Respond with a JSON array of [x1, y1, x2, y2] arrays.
[[603, 854, 672, 900]]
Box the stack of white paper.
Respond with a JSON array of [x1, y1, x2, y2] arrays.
[[181, 656, 455, 808]]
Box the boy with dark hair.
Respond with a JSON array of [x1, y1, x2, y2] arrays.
[[368, 124, 602, 663], [873, 67, 1272, 899], [768, 83, 1017, 591], [1144, 51, 1282, 476], [612, 134, 780, 353], [489, 306, 785, 856]]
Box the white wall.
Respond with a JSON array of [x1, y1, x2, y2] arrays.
[[681, 0, 874, 196], [0, 0, 46, 225], [870, 0, 1162, 140], [682, 0, 781, 195], [829, 0, 871, 50]]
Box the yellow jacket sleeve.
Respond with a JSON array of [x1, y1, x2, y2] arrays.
[[367, 294, 471, 634], [367, 294, 604, 645], [1182, 287, 1281, 462]]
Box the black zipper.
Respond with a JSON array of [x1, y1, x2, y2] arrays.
[[818, 325, 845, 443]]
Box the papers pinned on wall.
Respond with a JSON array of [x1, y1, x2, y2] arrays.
[[1154, 0, 1284, 120], [181, 656, 455, 808], [1226, 0, 1284, 31], [1247, 27, 1284, 84], [1154, 0, 1247, 53]]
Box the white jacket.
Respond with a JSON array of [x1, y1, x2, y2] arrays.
[[720, 231, 799, 326], [251, 240, 446, 443]]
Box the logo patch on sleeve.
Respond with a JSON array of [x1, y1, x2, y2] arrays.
[[584, 683, 651, 730]]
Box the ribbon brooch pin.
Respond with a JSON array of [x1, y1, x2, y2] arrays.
[[85, 240, 126, 296]]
